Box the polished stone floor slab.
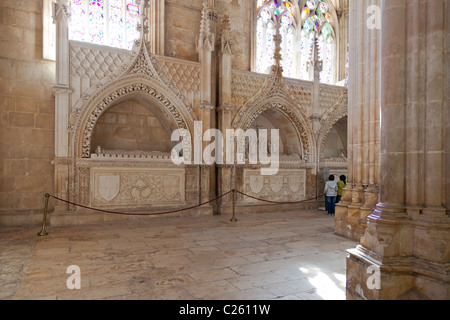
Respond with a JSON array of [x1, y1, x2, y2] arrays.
[[0, 209, 358, 300]]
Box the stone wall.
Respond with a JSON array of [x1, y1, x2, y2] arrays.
[[163, 0, 252, 70], [91, 101, 173, 154], [165, 0, 203, 62], [0, 0, 55, 225]]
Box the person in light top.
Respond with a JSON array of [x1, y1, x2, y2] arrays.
[[324, 175, 338, 216]]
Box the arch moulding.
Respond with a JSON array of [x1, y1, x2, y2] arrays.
[[317, 88, 348, 160], [71, 75, 196, 159], [232, 94, 316, 163]]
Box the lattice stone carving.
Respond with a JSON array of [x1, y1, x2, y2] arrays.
[[70, 44, 130, 85], [231, 70, 267, 106], [285, 80, 313, 107], [158, 58, 201, 97], [319, 84, 346, 110]]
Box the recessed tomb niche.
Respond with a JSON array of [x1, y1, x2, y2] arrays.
[[249, 108, 303, 159], [323, 116, 348, 160], [90, 100, 174, 158]]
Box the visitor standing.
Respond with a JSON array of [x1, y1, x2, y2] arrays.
[[324, 175, 338, 216], [336, 175, 347, 204]]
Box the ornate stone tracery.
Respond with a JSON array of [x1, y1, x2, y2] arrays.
[[318, 88, 348, 159], [232, 65, 316, 163], [53, 0, 348, 220], [77, 82, 190, 159]]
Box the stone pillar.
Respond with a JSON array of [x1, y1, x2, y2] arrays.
[[217, 16, 233, 208], [199, 104, 213, 204], [335, 0, 356, 237], [310, 40, 323, 135], [338, 1, 349, 83], [336, 0, 365, 240], [446, 0, 450, 215], [53, 0, 70, 158], [423, 0, 445, 215], [336, 0, 381, 241], [347, 0, 410, 300], [405, 0, 424, 213], [197, 1, 216, 204], [216, 119, 233, 211], [53, 0, 72, 211], [342, 1, 357, 204], [346, 0, 449, 300], [360, 0, 380, 231], [148, 0, 165, 55]]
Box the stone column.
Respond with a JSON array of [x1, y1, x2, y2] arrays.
[[53, 0, 72, 211], [338, 1, 349, 83], [423, 0, 445, 215], [346, 0, 449, 300], [347, 0, 410, 300], [197, 1, 216, 204], [336, 0, 366, 240], [405, 0, 424, 213], [217, 16, 234, 209], [335, 0, 357, 237], [199, 103, 214, 204], [310, 40, 323, 135], [148, 0, 165, 55], [53, 0, 70, 158], [217, 106, 233, 212], [360, 0, 380, 231], [446, 0, 450, 215]]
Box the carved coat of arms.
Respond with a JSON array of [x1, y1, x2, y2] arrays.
[[98, 175, 120, 202], [269, 176, 283, 193], [250, 175, 264, 194]]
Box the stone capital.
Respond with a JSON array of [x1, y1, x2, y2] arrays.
[[199, 102, 215, 110], [217, 105, 233, 113], [52, 85, 73, 96]]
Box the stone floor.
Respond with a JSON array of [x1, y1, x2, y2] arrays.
[[0, 209, 358, 300]]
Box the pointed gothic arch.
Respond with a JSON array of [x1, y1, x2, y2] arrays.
[[317, 88, 348, 160], [232, 94, 316, 163], [70, 31, 198, 159], [73, 75, 195, 159]]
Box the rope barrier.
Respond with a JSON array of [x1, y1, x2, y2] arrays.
[[235, 190, 325, 205], [38, 189, 325, 236], [49, 191, 232, 217]]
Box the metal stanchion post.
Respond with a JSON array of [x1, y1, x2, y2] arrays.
[[230, 189, 238, 222], [37, 194, 50, 237]]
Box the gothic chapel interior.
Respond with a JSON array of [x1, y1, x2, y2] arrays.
[[0, 0, 449, 300]]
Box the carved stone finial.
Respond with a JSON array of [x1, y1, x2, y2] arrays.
[[198, 0, 216, 51], [273, 22, 282, 63], [54, 0, 70, 22], [220, 15, 233, 54]]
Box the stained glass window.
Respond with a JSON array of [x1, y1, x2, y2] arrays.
[[300, 0, 336, 84], [69, 0, 141, 50], [255, 0, 337, 84], [256, 0, 296, 78]]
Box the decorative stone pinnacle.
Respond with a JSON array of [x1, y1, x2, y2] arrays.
[[220, 15, 233, 54], [198, 1, 216, 51]]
